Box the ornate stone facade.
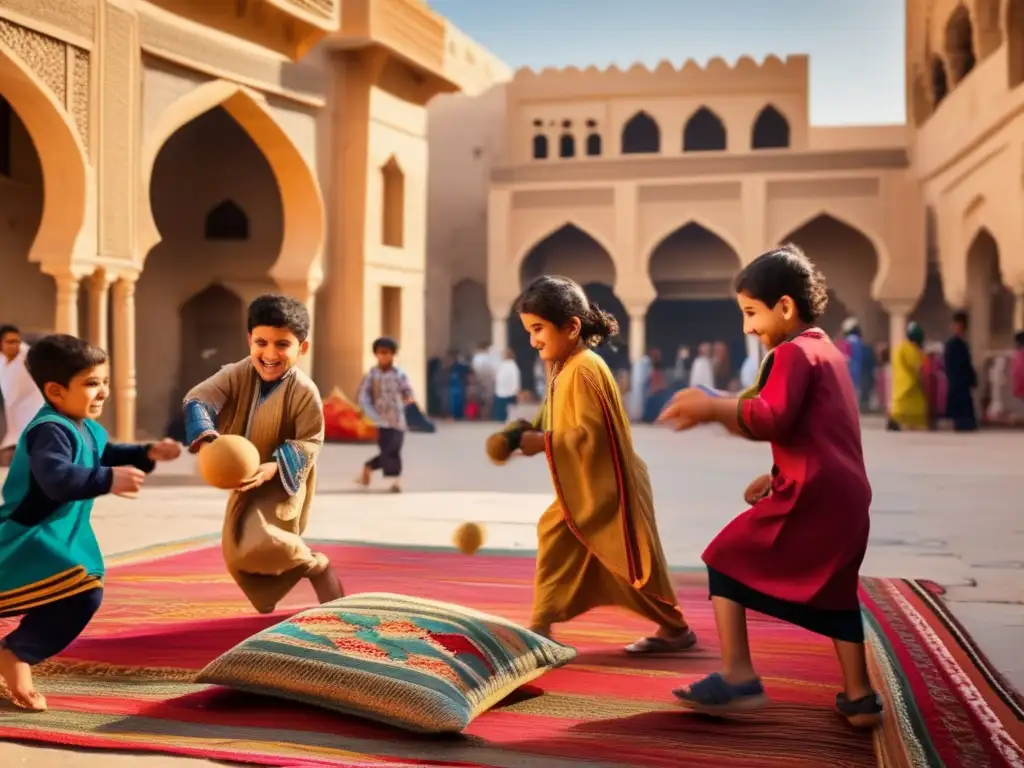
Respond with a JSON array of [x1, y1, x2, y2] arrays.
[[0, 0, 493, 441], [430, 6, 1023, 378]]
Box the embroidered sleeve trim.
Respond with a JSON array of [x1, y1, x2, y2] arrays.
[[184, 400, 220, 452], [273, 440, 312, 497]]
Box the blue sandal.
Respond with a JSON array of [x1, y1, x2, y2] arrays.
[[835, 691, 883, 728], [673, 672, 768, 714]]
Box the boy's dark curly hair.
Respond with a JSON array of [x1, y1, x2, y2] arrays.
[[733, 243, 828, 322], [247, 294, 310, 342]]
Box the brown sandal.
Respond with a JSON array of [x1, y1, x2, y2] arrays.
[[625, 630, 698, 654]]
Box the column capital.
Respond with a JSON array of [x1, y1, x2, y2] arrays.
[[621, 294, 655, 319], [90, 267, 118, 289], [878, 298, 916, 316], [271, 267, 323, 301], [41, 263, 90, 283]]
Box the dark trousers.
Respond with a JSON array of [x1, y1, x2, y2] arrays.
[[1, 587, 103, 665], [492, 395, 516, 423], [366, 427, 404, 477]]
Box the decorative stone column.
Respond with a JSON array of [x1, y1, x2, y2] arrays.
[[628, 311, 646, 364], [52, 270, 82, 336], [87, 269, 114, 350], [883, 301, 914, 353], [112, 273, 138, 441]]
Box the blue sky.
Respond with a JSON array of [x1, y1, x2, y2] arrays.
[[429, 0, 905, 126]]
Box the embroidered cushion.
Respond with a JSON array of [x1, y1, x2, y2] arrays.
[[196, 592, 577, 733]]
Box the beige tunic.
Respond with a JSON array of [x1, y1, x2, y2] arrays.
[[185, 359, 324, 613]]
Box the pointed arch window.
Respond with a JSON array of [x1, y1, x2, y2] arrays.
[[204, 199, 249, 240]]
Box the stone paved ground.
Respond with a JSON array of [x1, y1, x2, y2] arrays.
[[2, 421, 1023, 766]]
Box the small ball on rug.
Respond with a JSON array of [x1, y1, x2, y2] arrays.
[[198, 435, 261, 490], [453, 522, 484, 555]]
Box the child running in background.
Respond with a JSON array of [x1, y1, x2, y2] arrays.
[[185, 294, 343, 614], [356, 337, 415, 493], [491, 275, 696, 653], [0, 335, 180, 710], [658, 244, 882, 728]]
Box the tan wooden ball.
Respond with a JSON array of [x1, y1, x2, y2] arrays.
[[197, 435, 261, 490], [453, 522, 485, 556]]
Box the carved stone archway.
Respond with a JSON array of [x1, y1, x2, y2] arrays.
[[776, 214, 887, 343], [139, 80, 325, 293], [0, 40, 93, 278], [509, 224, 624, 388], [769, 208, 891, 301], [645, 222, 745, 373]]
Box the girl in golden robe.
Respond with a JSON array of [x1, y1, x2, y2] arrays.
[[492, 276, 695, 653], [887, 322, 929, 431], [183, 294, 343, 614]]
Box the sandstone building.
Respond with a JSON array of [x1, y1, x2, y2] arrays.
[[429, 0, 1024, 386], [0, 0, 499, 439]]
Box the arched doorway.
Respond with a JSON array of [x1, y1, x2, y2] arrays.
[[180, 284, 246, 389], [137, 105, 283, 436], [0, 43, 90, 337], [450, 278, 491, 356], [910, 208, 951, 342], [965, 229, 1014, 355], [645, 223, 743, 383], [777, 215, 886, 344], [0, 94, 54, 335], [509, 224, 624, 392]]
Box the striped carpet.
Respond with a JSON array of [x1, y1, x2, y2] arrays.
[[0, 537, 1020, 767]]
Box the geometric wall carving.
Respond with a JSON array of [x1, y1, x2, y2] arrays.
[[0, 18, 92, 152]]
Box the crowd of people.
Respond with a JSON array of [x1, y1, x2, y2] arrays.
[[424, 310, 1024, 434]]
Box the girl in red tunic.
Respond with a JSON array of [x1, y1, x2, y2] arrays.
[[658, 244, 882, 728]]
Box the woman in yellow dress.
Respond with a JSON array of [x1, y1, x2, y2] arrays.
[[887, 322, 928, 431], [489, 275, 696, 654]]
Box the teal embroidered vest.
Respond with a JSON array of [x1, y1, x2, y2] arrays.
[[0, 405, 108, 613]]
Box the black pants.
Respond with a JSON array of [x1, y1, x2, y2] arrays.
[[708, 567, 864, 643], [1, 587, 103, 665], [366, 427, 404, 477]]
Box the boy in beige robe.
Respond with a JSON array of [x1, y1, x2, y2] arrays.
[[183, 294, 342, 613]]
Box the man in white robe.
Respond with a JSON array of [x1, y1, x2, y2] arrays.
[[0, 326, 45, 466]]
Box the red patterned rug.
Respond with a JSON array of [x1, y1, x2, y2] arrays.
[[0, 537, 1021, 767]]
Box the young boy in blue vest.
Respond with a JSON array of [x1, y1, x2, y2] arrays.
[[0, 334, 180, 710]]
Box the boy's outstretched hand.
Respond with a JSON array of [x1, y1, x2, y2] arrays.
[[237, 461, 278, 493], [148, 438, 182, 462], [657, 388, 713, 431], [111, 466, 146, 497]]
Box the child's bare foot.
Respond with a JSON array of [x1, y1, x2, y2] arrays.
[[355, 466, 371, 487], [307, 555, 344, 604], [0, 647, 46, 711], [311, 569, 344, 603], [528, 623, 553, 639]]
